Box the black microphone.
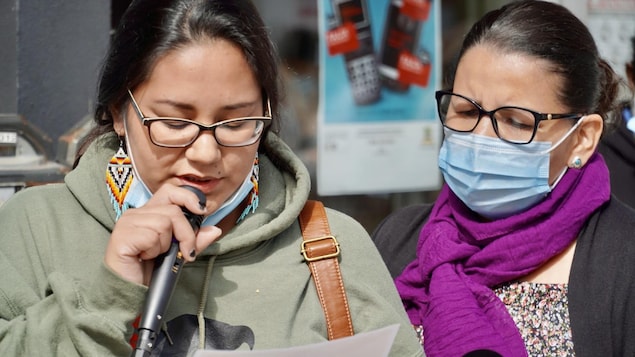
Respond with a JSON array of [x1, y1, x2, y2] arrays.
[[132, 185, 206, 357]]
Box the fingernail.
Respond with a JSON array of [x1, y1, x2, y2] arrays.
[[189, 249, 196, 258]]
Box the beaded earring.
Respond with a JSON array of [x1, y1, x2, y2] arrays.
[[237, 153, 260, 223], [106, 138, 134, 219]]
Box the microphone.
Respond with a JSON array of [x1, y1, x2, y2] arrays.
[[132, 185, 206, 357]]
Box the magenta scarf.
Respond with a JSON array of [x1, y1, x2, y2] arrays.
[[395, 153, 610, 356]]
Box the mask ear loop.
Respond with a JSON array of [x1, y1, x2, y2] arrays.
[[549, 165, 569, 190], [539, 116, 586, 155], [122, 109, 151, 192], [542, 116, 586, 189]]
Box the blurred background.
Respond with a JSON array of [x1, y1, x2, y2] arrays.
[[1, 0, 633, 233]]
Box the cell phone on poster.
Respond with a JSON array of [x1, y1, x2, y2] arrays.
[[378, 0, 424, 92], [331, 0, 381, 105]]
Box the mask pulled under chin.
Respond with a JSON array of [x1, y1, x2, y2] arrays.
[[123, 173, 254, 227], [438, 130, 570, 220]]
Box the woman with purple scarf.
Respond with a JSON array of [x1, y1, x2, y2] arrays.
[[372, 1, 635, 356]]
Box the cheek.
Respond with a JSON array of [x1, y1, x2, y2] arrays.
[[228, 147, 258, 179], [129, 141, 178, 191], [126, 121, 180, 192], [547, 140, 574, 184], [536, 122, 574, 183]]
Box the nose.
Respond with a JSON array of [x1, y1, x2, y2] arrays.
[[185, 130, 221, 164], [472, 112, 498, 138]]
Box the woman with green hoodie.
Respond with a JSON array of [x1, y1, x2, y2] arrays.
[[0, 1, 423, 356]]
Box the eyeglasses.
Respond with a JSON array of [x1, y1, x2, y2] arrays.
[[127, 90, 272, 148], [435, 90, 584, 144]]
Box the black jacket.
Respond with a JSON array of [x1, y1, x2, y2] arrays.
[[598, 105, 635, 208], [372, 198, 635, 356]]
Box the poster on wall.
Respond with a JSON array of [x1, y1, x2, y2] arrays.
[[316, 0, 442, 196]]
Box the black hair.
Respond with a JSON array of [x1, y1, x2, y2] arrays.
[[78, 0, 280, 162], [446, 0, 621, 135]]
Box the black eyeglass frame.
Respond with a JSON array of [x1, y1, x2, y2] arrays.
[[127, 89, 272, 148], [435, 90, 584, 144]]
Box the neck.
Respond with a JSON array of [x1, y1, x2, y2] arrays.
[[521, 239, 577, 284], [215, 196, 250, 236]]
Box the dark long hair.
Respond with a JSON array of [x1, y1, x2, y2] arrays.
[[77, 0, 280, 163], [446, 0, 621, 135]]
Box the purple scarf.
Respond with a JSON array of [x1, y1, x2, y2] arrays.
[[395, 153, 610, 356]]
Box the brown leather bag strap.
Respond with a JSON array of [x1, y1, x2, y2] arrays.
[[299, 200, 354, 340]]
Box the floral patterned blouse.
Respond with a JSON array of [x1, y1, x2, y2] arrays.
[[413, 281, 575, 356], [494, 281, 574, 356]]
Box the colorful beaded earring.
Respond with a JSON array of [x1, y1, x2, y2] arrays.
[[106, 138, 134, 219], [237, 153, 260, 223]]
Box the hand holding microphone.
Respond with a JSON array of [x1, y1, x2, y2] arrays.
[[105, 183, 220, 284], [132, 185, 207, 356]]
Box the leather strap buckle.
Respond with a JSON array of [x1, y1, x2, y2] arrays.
[[301, 235, 340, 262]]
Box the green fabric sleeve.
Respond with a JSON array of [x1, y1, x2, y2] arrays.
[[0, 190, 146, 356]]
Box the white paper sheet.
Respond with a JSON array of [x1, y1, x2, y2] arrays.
[[192, 324, 399, 357]]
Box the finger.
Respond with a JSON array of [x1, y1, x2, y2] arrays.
[[141, 259, 155, 286], [116, 204, 183, 250], [189, 226, 223, 261], [131, 202, 200, 260], [128, 211, 177, 260], [144, 184, 207, 217]]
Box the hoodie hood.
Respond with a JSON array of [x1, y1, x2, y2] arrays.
[[65, 133, 122, 231]]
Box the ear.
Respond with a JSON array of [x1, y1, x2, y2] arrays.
[[569, 114, 603, 167], [111, 105, 126, 137]]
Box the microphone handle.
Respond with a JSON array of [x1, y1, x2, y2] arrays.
[[131, 185, 205, 356], [132, 242, 185, 356]]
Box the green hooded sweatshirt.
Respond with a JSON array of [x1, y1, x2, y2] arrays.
[[0, 132, 424, 357]]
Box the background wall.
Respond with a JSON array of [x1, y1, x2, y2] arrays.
[[4, 0, 631, 232], [0, 1, 110, 159]]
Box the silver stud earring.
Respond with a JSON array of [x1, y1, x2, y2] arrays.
[[570, 156, 582, 169]]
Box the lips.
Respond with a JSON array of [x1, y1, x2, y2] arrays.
[[182, 175, 211, 182], [178, 175, 219, 194]]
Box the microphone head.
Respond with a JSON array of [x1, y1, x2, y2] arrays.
[[179, 185, 206, 230]]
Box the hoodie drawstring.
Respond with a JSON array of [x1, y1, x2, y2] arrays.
[[197, 255, 216, 350]]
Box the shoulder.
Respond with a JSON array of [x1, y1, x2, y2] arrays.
[[575, 197, 635, 262], [0, 184, 78, 230], [324, 207, 368, 235], [1, 183, 71, 212], [371, 204, 434, 278], [588, 197, 635, 238], [320, 206, 391, 271], [569, 197, 635, 353], [0, 183, 74, 253], [323, 207, 373, 252], [573, 197, 635, 281]]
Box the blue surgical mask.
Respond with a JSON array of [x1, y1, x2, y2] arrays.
[[438, 118, 583, 219], [122, 170, 254, 228]]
